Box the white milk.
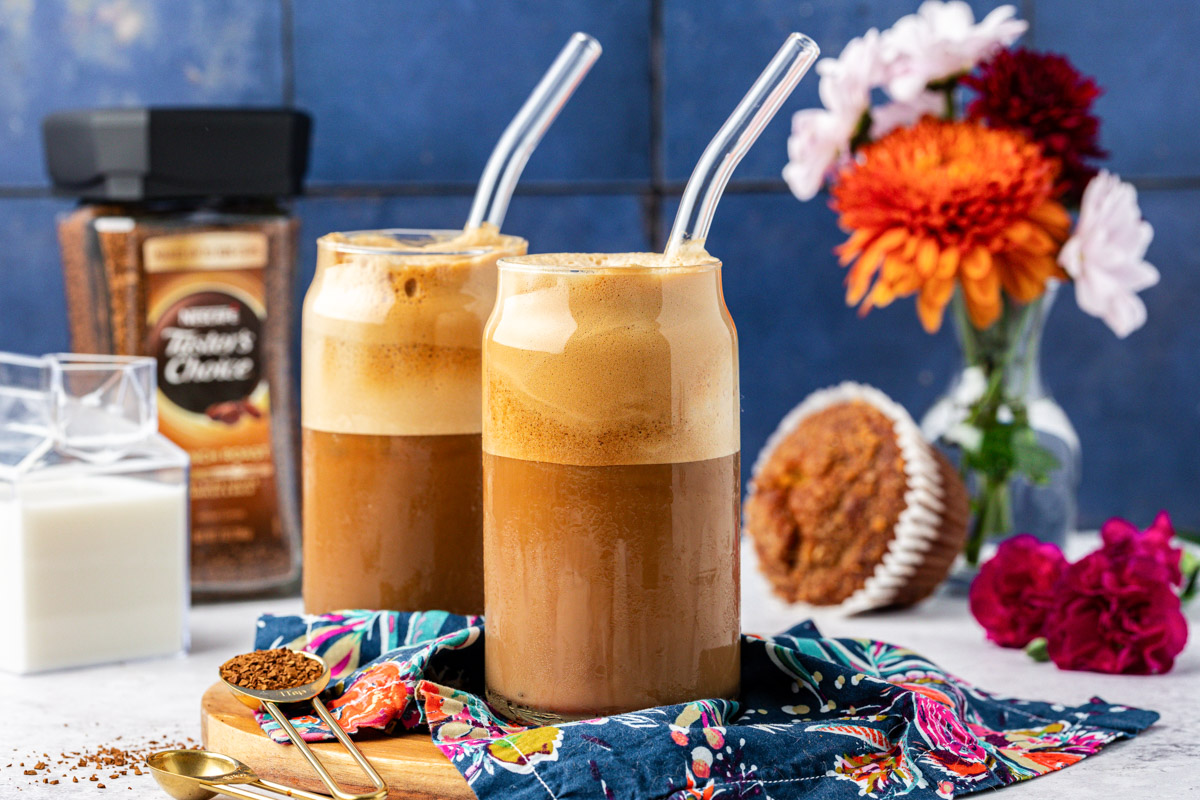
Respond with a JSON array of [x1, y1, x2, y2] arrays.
[[0, 475, 188, 674]]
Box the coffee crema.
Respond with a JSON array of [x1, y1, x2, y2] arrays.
[[483, 249, 741, 722], [301, 225, 527, 615]]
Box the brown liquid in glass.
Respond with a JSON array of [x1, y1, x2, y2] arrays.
[[302, 429, 483, 615], [483, 452, 741, 722]]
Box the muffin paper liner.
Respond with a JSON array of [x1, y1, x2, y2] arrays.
[[748, 381, 967, 614]]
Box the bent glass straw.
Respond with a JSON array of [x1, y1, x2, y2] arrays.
[[665, 33, 819, 258], [466, 32, 603, 230]]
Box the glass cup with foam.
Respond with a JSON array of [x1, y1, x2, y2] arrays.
[[301, 226, 527, 615], [482, 250, 741, 723]]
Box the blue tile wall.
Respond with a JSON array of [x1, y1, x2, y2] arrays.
[[292, 0, 652, 185], [0, 0, 284, 185], [1031, 0, 1200, 179], [661, 0, 1004, 182], [0, 199, 72, 354], [1042, 189, 1200, 527], [0, 1, 1196, 530]]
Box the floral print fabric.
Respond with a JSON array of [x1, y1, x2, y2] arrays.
[[254, 611, 1156, 799]]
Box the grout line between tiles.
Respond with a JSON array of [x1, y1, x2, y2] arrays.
[[2, 177, 1199, 201], [301, 181, 653, 198]]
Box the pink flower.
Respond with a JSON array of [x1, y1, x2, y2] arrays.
[[969, 534, 1067, 648], [783, 109, 852, 201], [1044, 513, 1188, 675], [869, 92, 945, 139], [1058, 171, 1159, 338], [784, 30, 887, 201], [882, 1, 1027, 102]]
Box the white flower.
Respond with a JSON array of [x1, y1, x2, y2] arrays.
[[1059, 171, 1159, 338], [783, 110, 847, 201], [882, 1, 1027, 102], [869, 91, 945, 138], [816, 28, 887, 117], [783, 30, 886, 201]]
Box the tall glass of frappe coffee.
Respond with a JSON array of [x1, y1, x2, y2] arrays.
[[482, 249, 740, 723], [302, 226, 527, 615]]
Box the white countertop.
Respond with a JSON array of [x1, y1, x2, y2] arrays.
[[2, 540, 1196, 798]]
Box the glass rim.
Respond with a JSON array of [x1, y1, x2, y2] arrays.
[[317, 227, 527, 257], [0, 352, 154, 372], [49, 353, 155, 372], [497, 252, 722, 275]]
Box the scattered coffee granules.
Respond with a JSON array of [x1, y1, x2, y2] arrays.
[[6, 735, 198, 791], [220, 648, 325, 691]]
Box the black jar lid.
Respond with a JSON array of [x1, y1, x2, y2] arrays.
[[43, 108, 311, 201]]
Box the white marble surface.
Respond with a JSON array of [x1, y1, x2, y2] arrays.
[[1, 540, 1196, 798]]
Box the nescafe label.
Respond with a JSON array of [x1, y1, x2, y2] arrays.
[[151, 289, 263, 415], [142, 228, 281, 584]]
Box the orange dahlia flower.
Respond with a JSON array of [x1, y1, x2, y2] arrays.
[[831, 118, 1071, 332]]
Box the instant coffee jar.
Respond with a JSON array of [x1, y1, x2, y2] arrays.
[[44, 108, 311, 595], [482, 251, 742, 723]]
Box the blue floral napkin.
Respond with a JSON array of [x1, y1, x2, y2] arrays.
[[253, 610, 1156, 799]]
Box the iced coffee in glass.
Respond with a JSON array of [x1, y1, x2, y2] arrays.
[[482, 249, 741, 722], [302, 226, 527, 615]]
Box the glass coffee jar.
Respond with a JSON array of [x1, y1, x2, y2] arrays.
[[44, 108, 310, 595], [301, 227, 527, 616], [482, 251, 742, 723]]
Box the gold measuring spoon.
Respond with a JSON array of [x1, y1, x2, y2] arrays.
[[146, 749, 329, 800], [221, 650, 387, 800]]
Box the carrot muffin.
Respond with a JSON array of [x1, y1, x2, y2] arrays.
[[746, 382, 968, 613]]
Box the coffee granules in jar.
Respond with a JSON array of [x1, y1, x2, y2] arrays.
[[44, 109, 310, 595], [220, 649, 325, 691]]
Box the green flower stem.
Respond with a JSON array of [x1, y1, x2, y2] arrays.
[[942, 85, 956, 120], [952, 293, 1057, 566], [966, 476, 1012, 566], [927, 74, 962, 121]]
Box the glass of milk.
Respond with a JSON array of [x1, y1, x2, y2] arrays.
[[0, 352, 189, 674]]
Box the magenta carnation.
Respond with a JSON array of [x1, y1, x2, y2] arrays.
[[1044, 513, 1188, 675], [969, 534, 1068, 648], [1098, 511, 1183, 587]]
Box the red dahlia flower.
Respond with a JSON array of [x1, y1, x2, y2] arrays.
[[965, 48, 1106, 205]]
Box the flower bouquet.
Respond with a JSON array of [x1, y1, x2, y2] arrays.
[[785, 1, 1159, 566]]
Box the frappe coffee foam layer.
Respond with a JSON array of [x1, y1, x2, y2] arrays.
[[483, 250, 739, 467], [302, 224, 526, 436]]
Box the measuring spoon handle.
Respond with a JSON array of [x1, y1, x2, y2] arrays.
[[264, 700, 387, 800]]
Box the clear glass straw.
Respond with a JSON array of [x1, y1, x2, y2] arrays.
[[665, 33, 819, 258], [466, 32, 602, 231]]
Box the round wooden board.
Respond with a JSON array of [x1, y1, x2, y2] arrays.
[[200, 683, 473, 800]]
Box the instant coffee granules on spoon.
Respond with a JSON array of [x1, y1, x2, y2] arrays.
[[220, 649, 324, 691]]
